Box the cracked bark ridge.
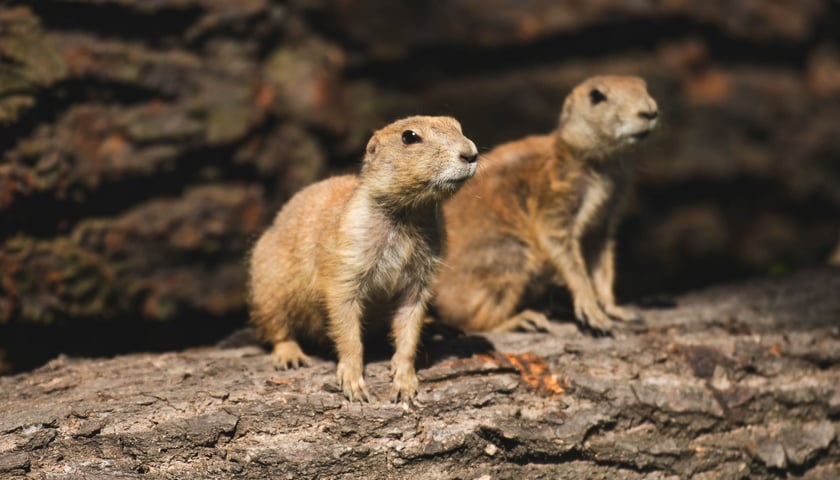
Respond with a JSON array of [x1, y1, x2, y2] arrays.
[[1, 268, 838, 479]]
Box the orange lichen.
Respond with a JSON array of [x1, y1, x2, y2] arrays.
[[239, 203, 265, 232], [98, 133, 128, 161], [475, 353, 504, 366], [255, 82, 276, 112], [685, 69, 731, 105], [103, 231, 126, 254], [505, 352, 565, 396], [62, 46, 95, 76]]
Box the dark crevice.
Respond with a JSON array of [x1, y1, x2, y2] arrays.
[[0, 55, 25, 68], [588, 457, 665, 476], [190, 9, 287, 61], [636, 177, 840, 221], [474, 426, 522, 453], [619, 255, 756, 300], [797, 355, 838, 371], [507, 450, 585, 467], [617, 176, 840, 297], [21, 0, 287, 60], [300, 9, 371, 56], [330, 16, 818, 90], [496, 444, 665, 476], [0, 308, 248, 374], [579, 419, 619, 446], [25, 0, 205, 48]]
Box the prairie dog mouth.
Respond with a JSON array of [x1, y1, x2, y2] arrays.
[[436, 172, 473, 191], [630, 130, 652, 141], [437, 157, 477, 188], [445, 176, 471, 186]]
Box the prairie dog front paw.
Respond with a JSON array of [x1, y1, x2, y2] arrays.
[[336, 360, 370, 402], [390, 361, 418, 403]]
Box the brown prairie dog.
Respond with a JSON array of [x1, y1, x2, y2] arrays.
[[434, 75, 658, 334], [249, 116, 478, 402]]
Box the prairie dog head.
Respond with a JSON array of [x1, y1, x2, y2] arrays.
[[362, 115, 478, 206], [558, 75, 659, 159]]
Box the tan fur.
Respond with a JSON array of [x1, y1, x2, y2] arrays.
[[435, 75, 658, 334], [249, 116, 478, 402]]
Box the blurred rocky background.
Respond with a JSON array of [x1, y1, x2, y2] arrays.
[[1, 0, 839, 373]]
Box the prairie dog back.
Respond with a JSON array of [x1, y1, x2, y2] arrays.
[[250, 176, 356, 345]]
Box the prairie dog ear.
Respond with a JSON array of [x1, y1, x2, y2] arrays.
[[366, 135, 379, 156], [559, 96, 574, 125]]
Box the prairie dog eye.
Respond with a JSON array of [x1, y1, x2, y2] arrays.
[[589, 88, 607, 105], [402, 130, 422, 145]]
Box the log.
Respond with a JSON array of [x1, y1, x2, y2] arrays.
[[1, 268, 838, 478]]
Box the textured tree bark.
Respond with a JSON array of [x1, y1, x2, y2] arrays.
[[3, 1, 840, 343], [1, 268, 838, 479]]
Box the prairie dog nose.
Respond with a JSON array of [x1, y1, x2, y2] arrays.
[[638, 110, 659, 120], [460, 151, 479, 164], [460, 139, 479, 163]]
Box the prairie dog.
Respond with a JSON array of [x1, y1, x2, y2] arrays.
[[249, 116, 478, 402], [435, 75, 658, 334]]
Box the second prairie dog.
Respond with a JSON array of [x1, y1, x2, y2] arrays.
[[249, 116, 478, 402], [434, 75, 658, 334]]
